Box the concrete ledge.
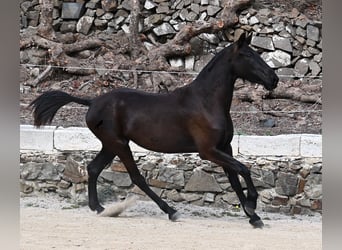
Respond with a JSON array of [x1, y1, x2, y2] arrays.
[[54, 127, 101, 151], [239, 134, 300, 156], [20, 125, 322, 157], [300, 134, 322, 157], [20, 125, 55, 152]]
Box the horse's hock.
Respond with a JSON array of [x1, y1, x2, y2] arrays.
[[20, 126, 322, 216]]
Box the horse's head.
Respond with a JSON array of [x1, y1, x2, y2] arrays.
[[231, 33, 279, 91]]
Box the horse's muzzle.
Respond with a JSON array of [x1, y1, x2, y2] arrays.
[[266, 74, 279, 91]]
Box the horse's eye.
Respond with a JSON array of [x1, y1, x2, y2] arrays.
[[243, 53, 252, 57]]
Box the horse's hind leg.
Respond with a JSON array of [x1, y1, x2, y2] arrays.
[[115, 143, 180, 221], [87, 149, 115, 213]]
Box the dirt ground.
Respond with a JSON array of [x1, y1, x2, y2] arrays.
[[20, 195, 322, 250]]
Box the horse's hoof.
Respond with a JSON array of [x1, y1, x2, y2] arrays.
[[95, 206, 105, 214], [249, 218, 264, 228], [169, 211, 181, 222]]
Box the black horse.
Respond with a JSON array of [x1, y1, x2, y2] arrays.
[[30, 33, 278, 228]]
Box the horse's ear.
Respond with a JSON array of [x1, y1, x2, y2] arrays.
[[245, 33, 252, 45], [236, 33, 246, 48]]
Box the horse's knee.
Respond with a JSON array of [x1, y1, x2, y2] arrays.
[[87, 165, 101, 178]]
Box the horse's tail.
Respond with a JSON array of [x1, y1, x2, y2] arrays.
[[29, 90, 92, 127]]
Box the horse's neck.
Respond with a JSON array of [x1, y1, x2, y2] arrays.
[[191, 56, 236, 111]]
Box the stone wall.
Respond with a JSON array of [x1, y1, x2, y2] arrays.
[[20, 0, 322, 77], [20, 125, 322, 216], [20, 151, 322, 216]]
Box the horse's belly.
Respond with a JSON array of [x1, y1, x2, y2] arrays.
[[129, 129, 197, 154]]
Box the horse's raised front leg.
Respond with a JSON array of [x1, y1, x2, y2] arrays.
[[87, 149, 115, 213], [199, 146, 263, 228], [115, 143, 180, 221], [220, 144, 263, 227]]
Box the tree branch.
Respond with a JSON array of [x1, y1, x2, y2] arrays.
[[147, 0, 252, 61]]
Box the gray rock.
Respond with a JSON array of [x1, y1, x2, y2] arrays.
[[169, 58, 184, 68], [63, 157, 87, 183], [101, 0, 117, 12], [21, 163, 62, 181], [286, 24, 296, 36], [261, 51, 291, 68], [295, 16, 309, 28], [201, 0, 209, 5], [121, 23, 130, 33], [153, 22, 176, 36], [181, 193, 202, 202], [199, 33, 219, 44], [76, 16, 94, 35], [185, 56, 195, 71], [262, 170, 275, 187], [275, 172, 298, 196], [260, 118, 276, 128], [276, 68, 295, 80], [190, 3, 200, 14], [120, 0, 132, 11], [239, 16, 249, 25], [309, 61, 321, 76], [272, 22, 285, 32], [100, 170, 132, 187], [27, 11, 40, 27], [60, 21, 77, 33], [209, 0, 220, 6], [259, 27, 274, 34], [166, 189, 185, 202], [144, 0, 156, 10], [186, 11, 198, 22], [296, 26, 306, 37], [207, 5, 221, 16], [179, 8, 188, 21], [61, 2, 85, 20], [20, 163, 41, 180], [301, 49, 312, 58], [307, 25, 320, 42], [306, 39, 316, 47], [194, 53, 213, 72], [204, 193, 215, 203], [317, 40, 322, 49], [100, 12, 114, 20], [304, 173, 322, 199], [272, 35, 292, 53], [308, 46, 320, 55], [249, 16, 259, 25], [251, 36, 274, 50], [221, 192, 239, 205], [94, 19, 107, 28], [21, 1, 32, 12], [84, 9, 96, 17], [158, 166, 185, 188], [112, 172, 132, 187], [304, 183, 322, 199], [174, 0, 184, 9], [144, 14, 165, 27], [185, 169, 222, 192], [156, 4, 169, 14], [294, 58, 309, 77], [313, 53, 322, 63], [85, 1, 99, 9]]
